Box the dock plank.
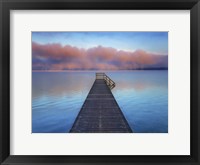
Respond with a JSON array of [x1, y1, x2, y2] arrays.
[[70, 79, 132, 133]]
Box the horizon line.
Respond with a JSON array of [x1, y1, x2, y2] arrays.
[[32, 68, 168, 72]]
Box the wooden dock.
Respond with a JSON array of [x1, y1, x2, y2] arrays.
[[70, 73, 132, 133]]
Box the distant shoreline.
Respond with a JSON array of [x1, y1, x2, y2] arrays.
[[32, 68, 168, 72]]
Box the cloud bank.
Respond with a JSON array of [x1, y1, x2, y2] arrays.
[[32, 42, 168, 70]]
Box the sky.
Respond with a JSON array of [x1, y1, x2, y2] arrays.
[[32, 32, 168, 70]]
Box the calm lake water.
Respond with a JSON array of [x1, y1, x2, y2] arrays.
[[32, 71, 168, 133]]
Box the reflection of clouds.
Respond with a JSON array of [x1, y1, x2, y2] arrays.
[[108, 71, 168, 92], [32, 72, 94, 99], [115, 80, 166, 92], [32, 71, 168, 99], [131, 82, 152, 91]]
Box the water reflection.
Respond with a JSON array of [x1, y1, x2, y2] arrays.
[[32, 70, 168, 133], [32, 72, 95, 99], [108, 71, 168, 133], [32, 71, 95, 133]]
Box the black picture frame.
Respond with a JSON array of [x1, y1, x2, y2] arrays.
[[0, 0, 199, 164]]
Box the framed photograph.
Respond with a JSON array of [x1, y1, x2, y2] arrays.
[[1, 0, 199, 164]]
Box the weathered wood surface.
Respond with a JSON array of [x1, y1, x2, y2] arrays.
[[70, 79, 132, 133]]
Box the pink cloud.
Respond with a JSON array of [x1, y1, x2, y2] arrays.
[[32, 42, 168, 70]]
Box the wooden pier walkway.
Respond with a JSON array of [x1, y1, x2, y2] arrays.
[[70, 73, 132, 133]]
